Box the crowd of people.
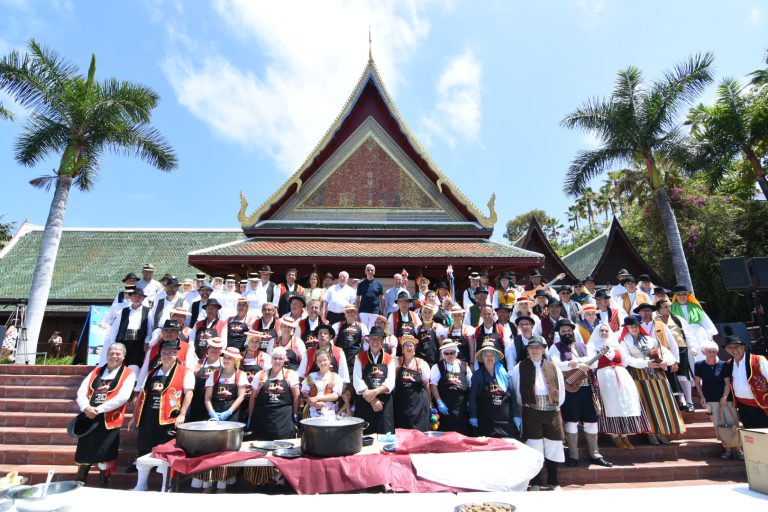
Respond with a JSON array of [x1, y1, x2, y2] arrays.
[[72, 263, 768, 492]]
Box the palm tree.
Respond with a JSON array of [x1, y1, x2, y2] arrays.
[[561, 53, 714, 292], [749, 49, 768, 92], [0, 104, 13, 120], [0, 40, 177, 362], [686, 78, 768, 199], [580, 187, 599, 228], [598, 180, 616, 219]]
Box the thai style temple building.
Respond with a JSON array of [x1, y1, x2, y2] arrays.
[[514, 216, 576, 284]]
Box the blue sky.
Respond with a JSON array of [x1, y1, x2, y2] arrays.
[[0, 0, 765, 237]]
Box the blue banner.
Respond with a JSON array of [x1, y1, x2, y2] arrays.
[[87, 305, 111, 365]]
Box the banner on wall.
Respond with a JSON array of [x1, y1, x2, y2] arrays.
[[86, 305, 111, 365]]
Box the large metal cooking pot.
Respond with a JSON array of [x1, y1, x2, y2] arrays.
[[8, 481, 83, 512], [175, 420, 245, 457], [300, 416, 368, 457]]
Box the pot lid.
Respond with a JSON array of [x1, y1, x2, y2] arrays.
[[176, 420, 245, 432], [300, 416, 365, 427]]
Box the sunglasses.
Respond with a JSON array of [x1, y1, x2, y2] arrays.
[[443, 351, 457, 356]]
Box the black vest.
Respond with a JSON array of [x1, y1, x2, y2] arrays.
[[117, 306, 150, 342], [153, 296, 185, 329]]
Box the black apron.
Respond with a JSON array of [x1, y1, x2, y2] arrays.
[[194, 322, 219, 359], [188, 362, 220, 422], [276, 339, 300, 371], [250, 369, 295, 441], [436, 360, 470, 434], [254, 319, 277, 352], [227, 318, 249, 352], [451, 328, 472, 363], [211, 371, 239, 414], [414, 325, 439, 367], [477, 369, 516, 438], [355, 352, 394, 435], [394, 311, 416, 340], [476, 327, 505, 360], [239, 353, 264, 423], [137, 371, 175, 456], [75, 366, 125, 464], [394, 360, 430, 431], [335, 322, 363, 370]]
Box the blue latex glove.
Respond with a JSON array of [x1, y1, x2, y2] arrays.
[[513, 416, 522, 432], [469, 418, 479, 428], [209, 411, 221, 421], [437, 400, 449, 416], [218, 410, 232, 421]]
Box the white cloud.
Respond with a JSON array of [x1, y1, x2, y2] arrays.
[[421, 50, 482, 148], [747, 7, 763, 26], [159, 0, 437, 173], [575, 0, 605, 24]]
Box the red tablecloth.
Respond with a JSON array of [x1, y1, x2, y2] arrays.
[[151, 429, 517, 494]]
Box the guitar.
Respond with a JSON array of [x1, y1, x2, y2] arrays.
[[563, 345, 609, 393], [523, 272, 567, 299]]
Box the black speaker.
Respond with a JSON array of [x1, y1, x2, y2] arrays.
[[715, 322, 751, 354], [720, 257, 752, 291], [748, 257, 768, 290]]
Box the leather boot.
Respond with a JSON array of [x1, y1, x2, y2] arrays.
[[586, 433, 613, 467], [566, 432, 579, 467], [75, 464, 91, 485]]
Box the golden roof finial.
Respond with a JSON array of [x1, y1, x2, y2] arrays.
[[368, 26, 373, 62]]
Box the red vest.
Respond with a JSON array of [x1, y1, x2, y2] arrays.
[[392, 311, 419, 337], [304, 345, 343, 374], [731, 354, 768, 410], [85, 365, 134, 429], [148, 339, 191, 365], [357, 351, 393, 368], [194, 318, 228, 337], [135, 362, 189, 426]]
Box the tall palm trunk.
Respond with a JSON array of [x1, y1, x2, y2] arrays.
[[654, 185, 694, 293], [744, 148, 768, 200], [20, 174, 72, 363]]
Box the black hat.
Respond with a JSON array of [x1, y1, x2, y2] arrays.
[[495, 304, 513, 312], [469, 272, 480, 279], [474, 286, 489, 295], [633, 303, 656, 313], [622, 276, 637, 283], [122, 272, 139, 283], [723, 334, 746, 346], [396, 291, 412, 302], [162, 319, 181, 330], [673, 285, 689, 294], [573, 279, 584, 286], [368, 325, 386, 338], [499, 271, 515, 280], [558, 286, 572, 294], [195, 272, 206, 280], [514, 315, 535, 325], [526, 335, 547, 348], [623, 316, 640, 326], [594, 290, 610, 300], [547, 299, 563, 307], [554, 319, 576, 331], [128, 286, 146, 297], [314, 322, 334, 336], [534, 289, 548, 298], [259, 265, 273, 274], [67, 413, 99, 438], [205, 298, 222, 309], [433, 281, 449, 291], [165, 277, 179, 287], [160, 339, 181, 351], [638, 274, 651, 282], [584, 275, 596, 283], [199, 282, 214, 292], [529, 269, 542, 277], [653, 287, 669, 296], [248, 272, 259, 280], [288, 292, 306, 306], [479, 270, 489, 277], [617, 268, 630, 276]]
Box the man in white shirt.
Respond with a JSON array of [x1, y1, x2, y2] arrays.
[[322, 271, 356, 325], [609, 268, 632, 303], [106, 273, 139, 325], [724, 335, 768, 428], [462, 272, 482, 310], [101, 287, 151, 374], [241, 272, 262, 312], [383, 273, 407, 314], [216, 275, 241, 319], [137, 264, 163, 307], [148, 278, 190, 332]]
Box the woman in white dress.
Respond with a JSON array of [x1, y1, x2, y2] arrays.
[[588, 323, 650, 449]]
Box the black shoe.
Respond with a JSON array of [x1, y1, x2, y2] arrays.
[[686, 403, 696, 412], [126, 463, 138, 474], [99, 472, 109, 488], [590, 457, 613, 468], [565, 458, 579, 467]]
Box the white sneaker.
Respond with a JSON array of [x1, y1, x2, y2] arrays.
[[529, 485, 541, 492], [132, 485, 148, 492], [551, 485, 563, 491]]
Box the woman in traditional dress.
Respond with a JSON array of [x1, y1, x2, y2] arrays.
[[447, 304, 475, 364], [588, 323, 650, 449], [430, 338, 472, 434], [394, 335, 432, 431], [577, 304, 600, 344], [468, 341, 519, 438], [303, 272, 324, 304], [187, 336, 224, 422], [511, 296, 541, 330], [192, 347, 248, 492], [619, 317, 685, 445], [271, 318, 306, 371], [301, 349, 343, 417]]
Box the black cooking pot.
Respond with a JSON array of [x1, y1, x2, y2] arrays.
[[300, 416, 369, 457]]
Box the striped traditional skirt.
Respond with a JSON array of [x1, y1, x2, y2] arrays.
[[190, 466, 237, 483], [627, 367, 686, 435], [243, 467, 282, 486]]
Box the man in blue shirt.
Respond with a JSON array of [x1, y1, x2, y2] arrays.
[[356, 264, 385, 330]]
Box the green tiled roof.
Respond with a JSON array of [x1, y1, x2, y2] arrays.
[[561, 230, 609, 279], [253, 222, 484, 232], [0, 226, 244, 302]]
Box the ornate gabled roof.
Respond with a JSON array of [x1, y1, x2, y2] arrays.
[[562, 217, 663, 285], [514, 216, 576, 283], [238, 58, 497, 237]]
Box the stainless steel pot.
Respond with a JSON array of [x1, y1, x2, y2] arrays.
[[8, 481, 83, 512], [175, 420, 245, 457], [300, 416, 368, 457]]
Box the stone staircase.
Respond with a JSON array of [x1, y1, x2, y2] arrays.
[[0, 365, 747, 491]]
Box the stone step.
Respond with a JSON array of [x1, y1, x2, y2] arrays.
[[0, 365, 93, 375], [0, 374, 84, 386], [559, 458, 746, 485], [565, 479, 745, 490], [0, 385, 76, 399], [0, 444, 137, 466], [0, 412, 135, 428], [0, 427, 138, 446], [681, 409, 712, 423], [590, 438, 725, 463], [0, 398, 79, 413]]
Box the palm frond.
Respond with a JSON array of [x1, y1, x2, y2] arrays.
[[28, 174, 58, 191], [0, 103, 13, 120], [563, 146, 631, 196], [13, 114, 69, 167], [560, 96, 615, 136], [104, 123, 178, 171]]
